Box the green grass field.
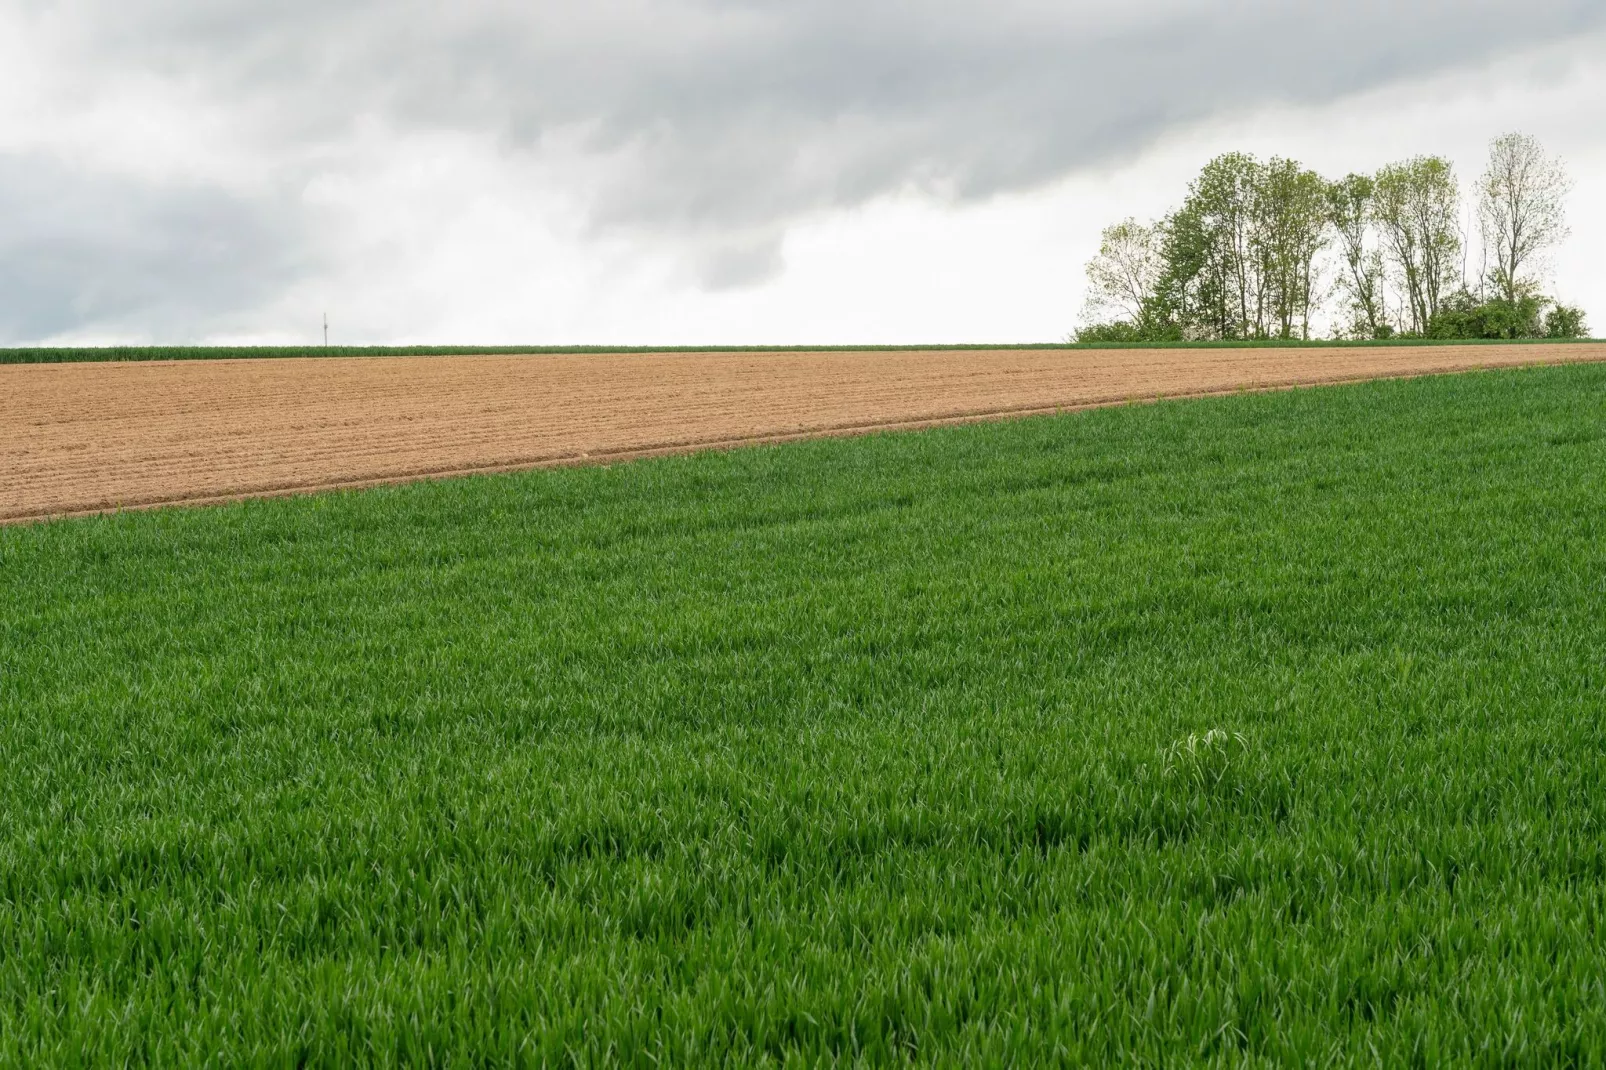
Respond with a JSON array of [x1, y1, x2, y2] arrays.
[[0, 336, 1598, 364], [3, 363, 1606, 1064]]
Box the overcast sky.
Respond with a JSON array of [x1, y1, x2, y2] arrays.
[[2, 0, 1603, 345]]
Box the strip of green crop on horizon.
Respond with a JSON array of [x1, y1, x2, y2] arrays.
[[1, 336, 1599, 363], [2, 364, 1606, 1064]]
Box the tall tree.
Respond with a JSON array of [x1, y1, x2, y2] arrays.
[[1163, 153, 1264, 339], [1326, 174, 1387, 338], [1152, 202, 1213, 339], [1478, 133, 1571, 305], [1374, 157, 1462, 334], [1078, 142, 1576, 342], [1082, 219, 1164, 331], [1255, 158, 1329, 340]]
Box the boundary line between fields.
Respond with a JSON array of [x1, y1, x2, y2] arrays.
[[3, 357, 1601, 525]]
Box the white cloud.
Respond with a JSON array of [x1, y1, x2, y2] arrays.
[[2, 2, 1602, 343]]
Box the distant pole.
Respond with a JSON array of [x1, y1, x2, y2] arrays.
[[323, 313, 328, 348]]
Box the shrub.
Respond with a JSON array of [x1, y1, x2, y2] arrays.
[[1426, 291, 1545, 340], [1073, 321, 1147, 344], [1073, 317, 1185, 344], [1545, 304, 1588, 339]]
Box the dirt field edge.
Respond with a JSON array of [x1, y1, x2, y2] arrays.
[[6, 357, 1597, 526]]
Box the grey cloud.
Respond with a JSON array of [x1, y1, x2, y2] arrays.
[[77, 0, 1606, 284], [24, 0, 1606, 302], [0, 155, 311, 341]]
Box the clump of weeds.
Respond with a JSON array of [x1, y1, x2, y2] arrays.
[[1161, 728, 1249, 797], [1143, 728, 1289, 841]]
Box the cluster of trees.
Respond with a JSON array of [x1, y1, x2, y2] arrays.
[[1079, 133, 1587, 342]]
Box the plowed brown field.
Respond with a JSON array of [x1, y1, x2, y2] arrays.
[[4, 343, 1603, 523]]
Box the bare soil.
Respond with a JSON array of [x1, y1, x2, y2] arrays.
[[4, 344, 1603, 523]]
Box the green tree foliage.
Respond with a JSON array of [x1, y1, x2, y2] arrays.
[[1425, 288, 1588, 342], [1479, 133, 1571, 305], [1079, 219, 1166, 339], [1188, 152, 1262, 339], [1149, 154, 1331, 341], [1373, 157, 1462, 335], [1545, 304, 1588, 339], [1079, 136, 1585, 342], [1256, 158, 1329, 340], [1072, 320, 1150, 343], [1326, 174, 1389, 338], [1427, 289, 1545, 340]]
